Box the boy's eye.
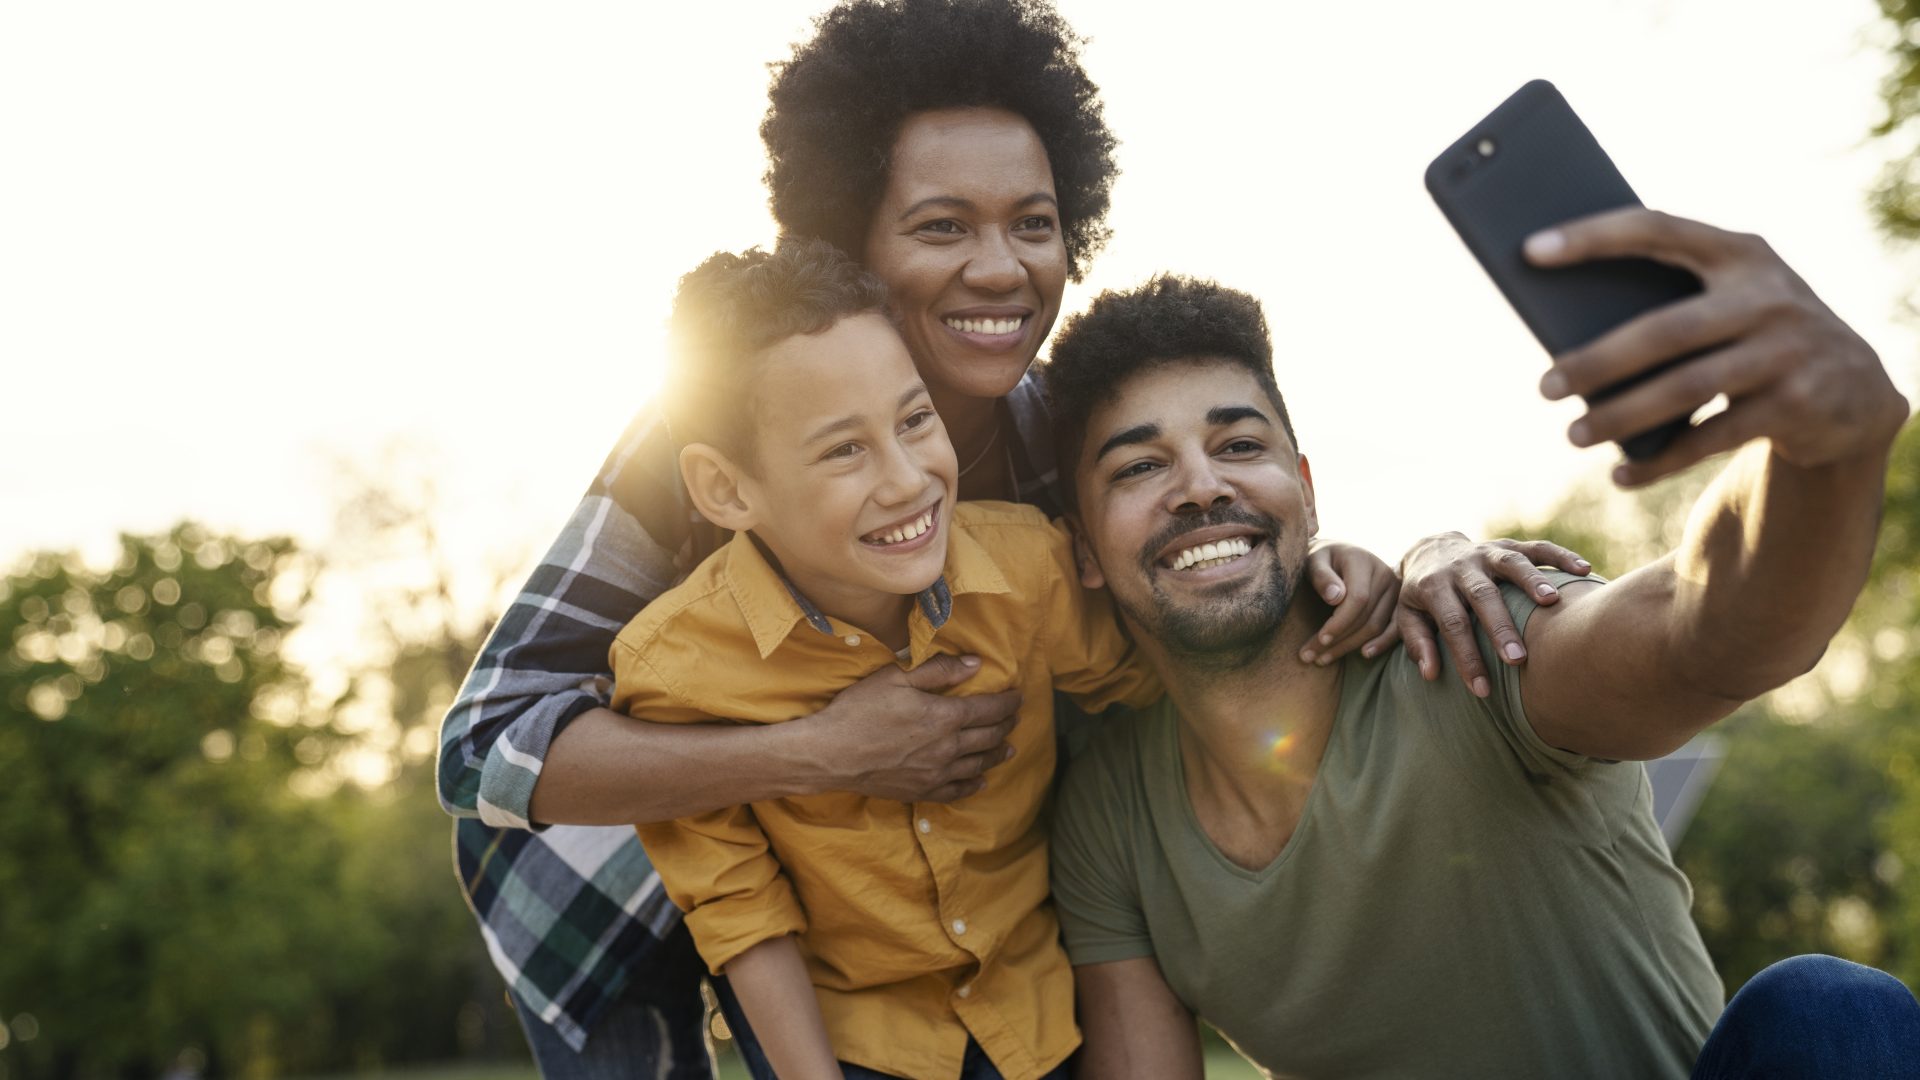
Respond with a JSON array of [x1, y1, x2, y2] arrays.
[[823, 442, 861, 461], [902, 408, 936, 432]]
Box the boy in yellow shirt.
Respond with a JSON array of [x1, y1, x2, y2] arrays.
[[609, 240, 1160, 1080]]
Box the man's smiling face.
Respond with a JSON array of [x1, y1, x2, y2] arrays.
[[1070, 358, 1318, 665]]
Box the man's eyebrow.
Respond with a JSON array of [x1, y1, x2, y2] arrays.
[[802, 383, 928, 445], [1208, 405, 1272, 428], [1094, 422, 1161, 463], [897, 191, 1057, 222]]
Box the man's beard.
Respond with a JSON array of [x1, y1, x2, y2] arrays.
[[1114, 506, 1302, 672]]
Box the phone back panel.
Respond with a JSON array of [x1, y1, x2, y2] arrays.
[[1426, 80, 1701, 458]]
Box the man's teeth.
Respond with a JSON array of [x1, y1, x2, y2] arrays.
[[866, 509, 936, 546], [1168, 536, 1254, 571], [943, 316, 1025, 335]]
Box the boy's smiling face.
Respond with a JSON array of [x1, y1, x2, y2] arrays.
[[731, 312, 960, 617]]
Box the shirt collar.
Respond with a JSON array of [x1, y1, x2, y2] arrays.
[[722, 517, 1011, 660]]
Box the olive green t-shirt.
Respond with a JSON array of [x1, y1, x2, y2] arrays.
[[1050, 574, 1723, 1079]]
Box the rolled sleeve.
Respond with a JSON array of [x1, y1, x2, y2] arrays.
[[637, 804, 810, 975]]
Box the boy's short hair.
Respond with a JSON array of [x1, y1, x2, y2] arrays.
[[1041, 274, 1298, 507], [664, 239, 890, 466]]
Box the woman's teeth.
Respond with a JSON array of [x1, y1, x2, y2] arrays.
[[943, 316, 1024, 335], [1168, 536, 1254, 571], [864, 509, 937, 546]]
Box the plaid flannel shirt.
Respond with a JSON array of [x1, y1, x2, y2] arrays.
[[437, 374, 1062, 1049]]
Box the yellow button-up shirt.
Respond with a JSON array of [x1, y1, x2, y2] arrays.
[[611, 501, 1159, 1080]]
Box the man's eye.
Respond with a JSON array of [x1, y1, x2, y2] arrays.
[[1114, 460, 1159, 481], [1222, 439, 1262, 455]]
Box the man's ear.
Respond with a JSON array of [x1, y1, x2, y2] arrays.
[[679, 443, 758, 533], [1066, 517, 1106, 589], [1297, 453, 1319, 540]]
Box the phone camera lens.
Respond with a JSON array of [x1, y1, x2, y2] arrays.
[[1476, 137, 1498, 158]]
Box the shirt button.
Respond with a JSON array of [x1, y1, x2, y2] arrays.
[[952, 918, 968, 936], [917, 818, 932, 834], [844, 634, 861, 647], [956, 984, 972, 999]]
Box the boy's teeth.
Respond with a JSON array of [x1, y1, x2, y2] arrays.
[[867, 510, 937, 546], [944, 316, 1023, 335], [1168, 536, 1254, 571]]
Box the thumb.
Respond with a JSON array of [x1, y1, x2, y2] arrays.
[[902, 653, 983, 691]]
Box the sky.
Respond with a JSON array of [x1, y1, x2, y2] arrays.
[[5, 0, 1917, 626]]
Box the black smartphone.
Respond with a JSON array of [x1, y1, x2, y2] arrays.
[[1425, 79, 1703, 461]]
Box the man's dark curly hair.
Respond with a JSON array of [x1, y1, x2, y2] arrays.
[[664, 238, 890, 468], [761, 0, 1118, 282], [1043, 274, 1298, 507]]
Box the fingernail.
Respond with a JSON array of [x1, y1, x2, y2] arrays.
[[1005, 746, 1016, 761], [1568, 420, 1592, 447], [1317, 654, 1333, 666], [1540, 370, 1569, 400], [1504, 642, 1526, 661], [1473, 676, 1491, 698], [961, 655, 981, 668], [1525, 229, 1565, 260], [1300, 649, 1316, 664], [1319, 633, 1332, 646], [1362, 645, 1376, 658], [1325, 583, 1344, 602], [1576, 559, 1591, 570], [1536, 583, 1557, 598], [1612, 464, 1632, 485]]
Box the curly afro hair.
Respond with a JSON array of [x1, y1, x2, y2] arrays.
[[1043, 274, 1298, 505], [761, 0, 1118, 282]]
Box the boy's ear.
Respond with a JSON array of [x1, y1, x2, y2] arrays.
[[679, 443, 758, 532], [1066, 517, 1106, 590]]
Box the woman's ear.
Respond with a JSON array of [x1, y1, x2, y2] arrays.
[[679, 444, 758, 532]]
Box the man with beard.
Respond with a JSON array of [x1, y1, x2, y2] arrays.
[[1042, 210, 1920, 1078]]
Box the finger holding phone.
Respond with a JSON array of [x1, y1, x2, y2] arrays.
[[1525, 209, 1907, 486]]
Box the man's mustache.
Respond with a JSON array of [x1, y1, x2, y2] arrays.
[[1137, 506, 1281, 572]]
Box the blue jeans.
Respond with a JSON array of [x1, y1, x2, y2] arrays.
[[714, 980, 1062, 1080], [1693, 954, 1920, 1078]]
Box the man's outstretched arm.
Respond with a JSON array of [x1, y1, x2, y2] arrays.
[[1072, 959, 1205, 1080], [1506, 209, 1909, 761]]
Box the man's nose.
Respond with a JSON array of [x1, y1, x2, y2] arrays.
[[1167, 454, 1234, 514]]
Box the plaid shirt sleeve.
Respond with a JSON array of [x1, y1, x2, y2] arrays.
[[436, 405, 710, 828]]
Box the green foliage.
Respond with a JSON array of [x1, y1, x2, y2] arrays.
[[1875, 0, 1920, 241], [0, 524, 517, 1079]]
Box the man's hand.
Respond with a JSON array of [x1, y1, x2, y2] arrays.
[[1527, 209, 1908, 486], [798, 654, 1022, 804], [1391, 533, 1592, 696]]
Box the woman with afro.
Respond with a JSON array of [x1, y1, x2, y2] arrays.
[[438, 2, 1584, 1076]]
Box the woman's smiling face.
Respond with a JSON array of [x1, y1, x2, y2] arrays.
[[862, 107, 1068, 403]]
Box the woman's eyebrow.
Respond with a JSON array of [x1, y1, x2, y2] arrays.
[[896, 191, 1057, 221]]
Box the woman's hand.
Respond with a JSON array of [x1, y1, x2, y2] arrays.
[[1298, 540, 1404, 667], [1393, 532, 1593, 696]]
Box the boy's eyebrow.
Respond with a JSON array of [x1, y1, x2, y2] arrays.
[[802, 383, 930, 446], [897, 191, 1058, 222]]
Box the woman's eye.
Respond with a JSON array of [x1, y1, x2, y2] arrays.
[[1016, 215, 1055, 232], [917, 219, 963, 237]]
